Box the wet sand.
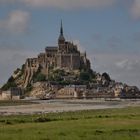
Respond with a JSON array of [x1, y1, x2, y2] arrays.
[[0, 99, 140, 115]]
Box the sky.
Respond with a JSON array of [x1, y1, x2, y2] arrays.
[[0, 0, 140, 88]]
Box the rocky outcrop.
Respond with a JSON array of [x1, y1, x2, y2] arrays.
[[29, 82, 56, 99]]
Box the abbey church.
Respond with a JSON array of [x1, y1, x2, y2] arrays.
[[24, 22, 90, 87]]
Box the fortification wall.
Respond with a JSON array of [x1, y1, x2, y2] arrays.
[[61, 54, 71, 68], [56, 53, 80, 70], [71, 54, 80, 69]]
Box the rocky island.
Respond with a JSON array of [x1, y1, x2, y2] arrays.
[[0, 22, 140, 100]]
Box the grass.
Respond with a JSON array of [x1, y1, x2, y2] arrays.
[[0, 100, 37, 106], [0, 107, 140, 140]]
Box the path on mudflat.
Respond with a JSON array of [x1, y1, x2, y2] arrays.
[[0, 99, 140, 115]]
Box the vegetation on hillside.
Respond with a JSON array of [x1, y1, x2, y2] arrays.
[[1, 64, 26, 90], [46, 67, 97, 86], [1, 76, 17, 91]]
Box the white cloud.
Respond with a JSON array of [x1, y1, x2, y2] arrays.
[[116, 59, 130, 69], [115, 59, 140, 71], [131, 0, 140, 19], [0, 0, 116, 9], [21, 0, 116, 9], [0, 10, 30, 33], [91, 52, 140, 88], [1, 0, 140, 20]]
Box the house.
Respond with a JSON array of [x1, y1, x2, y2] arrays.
[[0, 87, 24, 100]]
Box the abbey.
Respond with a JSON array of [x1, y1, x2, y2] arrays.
[[24, 22, 90, 87]]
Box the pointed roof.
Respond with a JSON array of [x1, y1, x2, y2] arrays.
[[58, 20, 65, 42], [60, 20, 63, 36]]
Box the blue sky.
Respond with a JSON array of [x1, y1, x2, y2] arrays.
[[0, 0, 140, 87]]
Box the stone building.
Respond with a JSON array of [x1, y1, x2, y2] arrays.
[[23, 21, 90, 87], [0, 87, 24, 100]]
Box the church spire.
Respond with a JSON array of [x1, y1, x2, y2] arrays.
[[60, 20, 63, 36], [58, 20, 65, 45]]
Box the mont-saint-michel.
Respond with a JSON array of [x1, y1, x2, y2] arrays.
[[0, 22, 140, 100], [0, 1, 140, 140]]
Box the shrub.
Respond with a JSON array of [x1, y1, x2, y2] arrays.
[[102, 72, 111, 81], [7, 76, 15, 83], [34, 117, 52, 122], [31, 65, 46, 82], [25, 83, 33, 93], [35, 73, 46, 82], [14, 68, 20, 75], [80, 72, 90, 81], [1, 78, 17, 91]]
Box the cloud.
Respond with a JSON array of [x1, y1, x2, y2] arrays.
[[131, 0, 140, 19], [1, 0, 140, 20], [115, 59, 140, 71], [116, 59, 130, 69], [0, 0, 117, 9], [21, 0, 116, 9], [92, 51, 140, 87], [0, 10, 30, 33]]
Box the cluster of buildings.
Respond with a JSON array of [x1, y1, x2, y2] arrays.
[[87, 74, 140, 99], [29, 74, 140, 100], [49, 71, 139, 99]]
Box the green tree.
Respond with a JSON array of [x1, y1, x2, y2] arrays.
[[34, 73, 46, 82], [1, 76, 17, 91], [80, 72, 90, 81], [102, 72, 111, 81]]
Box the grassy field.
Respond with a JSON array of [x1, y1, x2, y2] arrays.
[[0, 100, 37, 106], [0, 107, 140, 140]]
